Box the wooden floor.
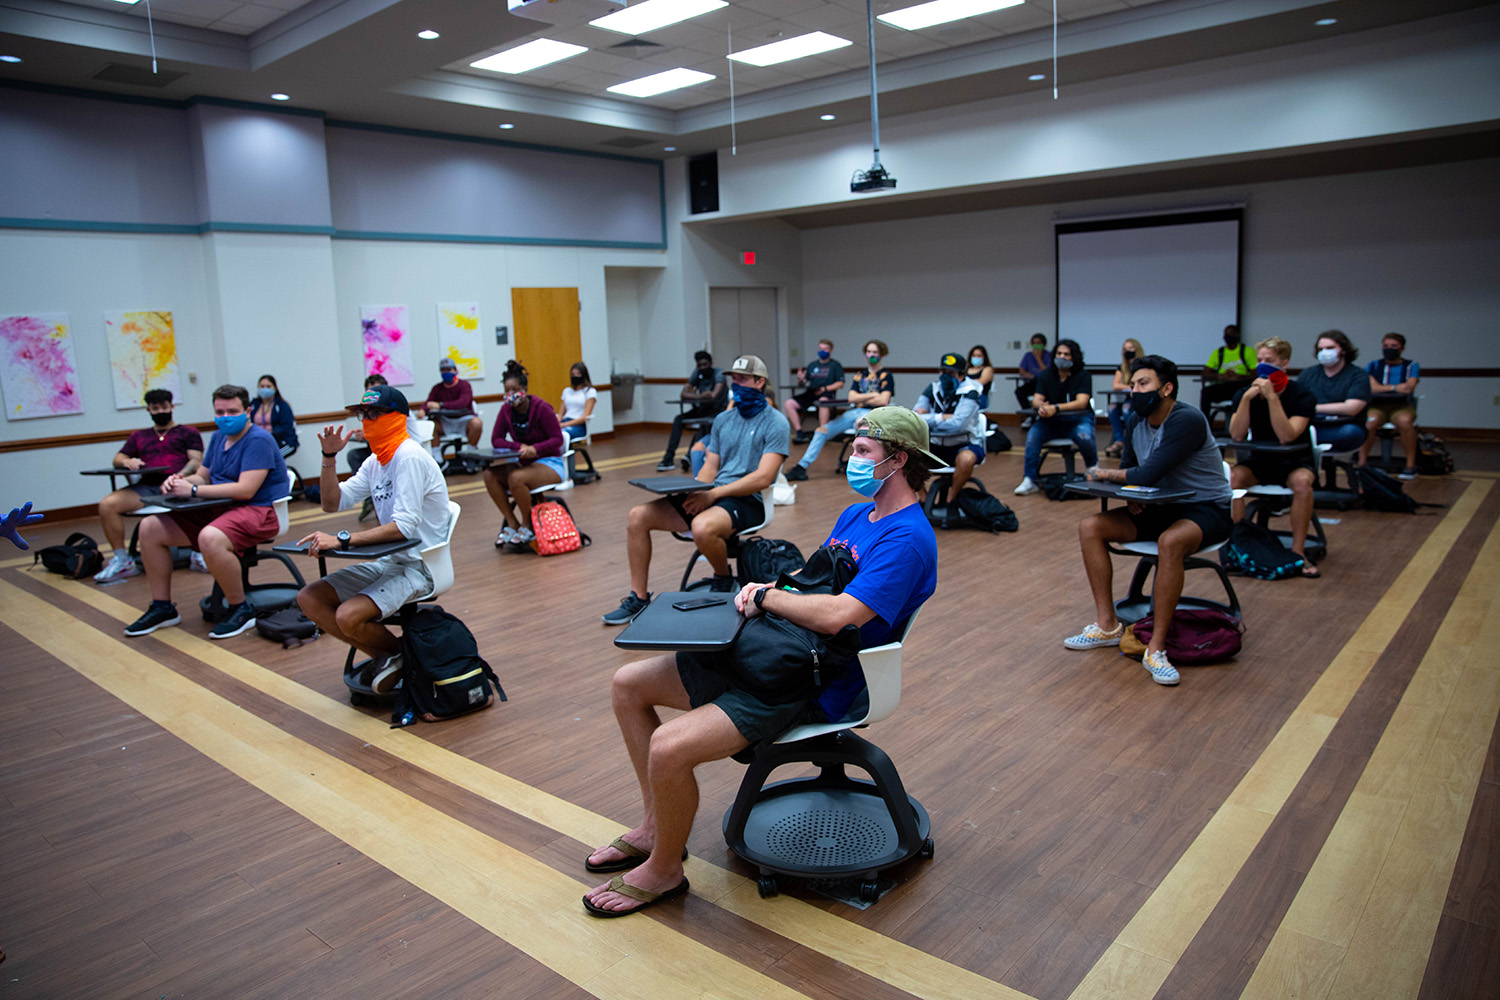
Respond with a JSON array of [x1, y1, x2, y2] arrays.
[[3, 429, 1498, 1000]]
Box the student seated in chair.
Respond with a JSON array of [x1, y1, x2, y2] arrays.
[[1064, 355, 1233, 686], [1199, 324, 1254, 416], [483, 360, 566, 548], [914, 351, 987, 497], [295, 384, 451, 694], [784, 338, 894, 480], [781, 338, 845, 444], [657, 351, 727, 472], [1015, 338, 1097, 496], [1228, 337, 1320, 578], [423, 357, 482, 449], [1357, 332, 1421, 480], [558, 361, 597, 442], [94, 388, 204, 583], [583, 406, 938, 917], [124, 384, 290, 640], [603, 355, 789, 624], [1297, 329, 1370, 452]]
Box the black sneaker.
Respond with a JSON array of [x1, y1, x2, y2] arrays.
[[784, 465, 808, 482], [709, 575, 738, 593], [209, 601, 258, 639], [793, 431, 812, 445], [124, 601, 180, 637], [656, 458, 675, 472], [602, 591, 650, 626], [369, 654, 404, 694], [679, 457, 691, 473]]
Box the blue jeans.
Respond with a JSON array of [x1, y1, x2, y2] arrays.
[[1024, 413, 1098, 479], [795, 408, 869, 467], [1108, 401, 1131, 444], [563, 423, 585, 440], [1318, 420, 1366, 452]]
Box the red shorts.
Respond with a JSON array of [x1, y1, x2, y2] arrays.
[[168, 504, 279, 553]]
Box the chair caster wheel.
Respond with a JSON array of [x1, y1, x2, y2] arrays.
[[757, 877, 778, 898], [858, 880, 880, 903], [349, 692, 365, 707], [920, 838, 935, 860]]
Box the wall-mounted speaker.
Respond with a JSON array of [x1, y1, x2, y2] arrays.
[[688, 152, 718, 215]]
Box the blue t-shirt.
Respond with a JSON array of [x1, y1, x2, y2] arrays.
[[204, 424, 290, 506], [815, 501, 938, 721]]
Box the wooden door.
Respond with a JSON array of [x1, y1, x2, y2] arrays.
[[511, 287, 581, 415]]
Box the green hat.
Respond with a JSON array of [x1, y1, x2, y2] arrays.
[[855, 406, 943, 465]]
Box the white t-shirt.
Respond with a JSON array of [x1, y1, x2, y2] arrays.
[[339, 438, 450, 563], [560, 385, 597, 422]]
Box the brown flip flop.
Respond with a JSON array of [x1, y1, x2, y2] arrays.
[[584, 835, 688, 873], [582, 876, 690, 917]]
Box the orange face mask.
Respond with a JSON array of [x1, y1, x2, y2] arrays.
[[362, 411, 408, 465]]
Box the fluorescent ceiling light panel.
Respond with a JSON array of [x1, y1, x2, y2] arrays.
[[877, 0, 1023, 31], [728, 32, 853, 67], [607, 67, 714, 98], [590, 0, 727, 36], [109, 0, 141, 4], [470, 38, 587, 74]]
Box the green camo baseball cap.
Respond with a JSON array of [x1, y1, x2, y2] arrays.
[[855, 406, 943, 465]]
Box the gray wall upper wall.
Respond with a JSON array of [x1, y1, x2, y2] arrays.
[[188, 103, 333, 228], [324, 124, 663, 247], [0, 88, 197, 226]]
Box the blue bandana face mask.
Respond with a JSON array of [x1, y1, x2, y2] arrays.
[[846, 454, 896, 498], [731, 382, 766, 418], [215, 413, 249, 436]]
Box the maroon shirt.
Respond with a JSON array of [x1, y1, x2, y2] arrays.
[[425, 378, 474, 413], [120, 424, 204, 480], [491, 396, 564, 459]]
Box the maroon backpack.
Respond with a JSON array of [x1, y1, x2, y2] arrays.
[[1128, 609, 1243, 664]]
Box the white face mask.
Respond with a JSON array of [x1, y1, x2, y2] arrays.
[[1317, 347, 1340, 366]]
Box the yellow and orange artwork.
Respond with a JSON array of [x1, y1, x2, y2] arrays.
[[105, 309, 180, 409]]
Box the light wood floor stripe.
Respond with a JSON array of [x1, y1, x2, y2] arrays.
[[0, 578, 842, 1000], [1239, 510, 1500, 1000], [1067, 479, 1491, 1000], [23, 571, 1037, 1000]]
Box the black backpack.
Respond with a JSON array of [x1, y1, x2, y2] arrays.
[[1354, 466, 1442, 514], [1038, 472, 1089, 501], [35, 532, 104, 578], [985, 427, 1012, 454], [1416, 433, 1454, 475], [738, 537, 805, 583], [1219, 520, 1306, 580], [256, 606, 320, 648], [392, 606, 506, 727], [954, 485, 1019, 533]]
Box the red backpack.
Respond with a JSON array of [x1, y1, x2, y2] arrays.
[[531, 498, 590, 556], [1126, 609, 1243, 664]]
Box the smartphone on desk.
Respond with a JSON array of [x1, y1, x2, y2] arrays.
[[672, 597, 729, 611], [1120, 485, 1160, 493]]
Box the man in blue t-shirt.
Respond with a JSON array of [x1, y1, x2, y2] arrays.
[[583, 406, 938, 918], [125, 383, 290, 641]]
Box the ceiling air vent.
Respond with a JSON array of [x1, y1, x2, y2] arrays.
[[91, 63, 185, 87], [610, 38, 662, 50], [600, 136, 656, 149]]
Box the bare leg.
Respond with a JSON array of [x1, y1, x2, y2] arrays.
[[510, 463, 562, 530], [627, 499, 688, 598], [98, 489, 143, 551], [689, 506, 735, 577], [1078, 509, 1136, 629], [198, 525, 246, 605], [1230, 464, 1258, 521], [950, 449, 978, 496], [1394, 410, 1418, 467], [333, 594, 400, 658], [298, 580, 357, 647], [466, 416, 482, 447], [1287, 467, 1316, 559], [1147, 520, 1205, 654], [140, 514, 190, 603], [483, 466, 518, 529], [781, 397, 803, 430], [1357, 408, 1385, 465]]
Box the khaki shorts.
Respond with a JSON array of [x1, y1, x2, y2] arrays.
[[323, 555, 434, 618]]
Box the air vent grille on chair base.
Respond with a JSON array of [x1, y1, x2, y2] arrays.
[[763, 801, 895, 867], [735, 781, 928, 876]]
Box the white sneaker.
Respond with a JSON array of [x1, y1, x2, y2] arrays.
[[1063, 621, 1124, 650], [188, 551, 209, 573], [495, 526, 519, 547], [514, 526, 535, 544], [1143, 649, 1180, 686], [94, 551, 139, 583], [1014, 477, 1039, 496]]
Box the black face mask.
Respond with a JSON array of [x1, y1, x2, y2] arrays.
[[570, 375, 585, 387], [938, 372, 959, 397], [1382, 347, 1401, 362], [1123, 350, 1136, 362], [1131, 389, 1162, 415], [150, 411, 172, 427]]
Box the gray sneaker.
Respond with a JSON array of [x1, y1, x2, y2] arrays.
[[209, 601, 258, 639], [94, 551, 139, 583], [602, 592, 650, 626]]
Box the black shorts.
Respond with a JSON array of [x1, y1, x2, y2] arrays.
[[676, 651, 827, 743], [791, 388, 836, 411], [1244, 455, 1314, 486], [1128, 501, 1233, 548], [666, 492, 765, 532]]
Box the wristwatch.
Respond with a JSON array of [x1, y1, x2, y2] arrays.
[[191, 484, 198, 497], [753, 587, 769, 610], [337, 530, 351, 551]]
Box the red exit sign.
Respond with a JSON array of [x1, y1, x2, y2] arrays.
[[742, 251, 756, 265]]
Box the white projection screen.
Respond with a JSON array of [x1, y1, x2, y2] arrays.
[[1055, 209, 1242, 370]]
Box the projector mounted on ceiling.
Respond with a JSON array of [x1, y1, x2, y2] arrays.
[[851, 0, 897, 195], [508, 0, 625, 26]]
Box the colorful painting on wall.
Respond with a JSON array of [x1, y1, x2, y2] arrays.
[[436, 302, 483, 379], [0, 313, 84, 421], [104, 310, 181, 409], [361, 305, 413, 385]]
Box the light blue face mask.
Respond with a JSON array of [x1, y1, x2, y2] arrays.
[[257, 386, 275, 400], [215, 413, 249, 436], [845, 454, 896, 498]]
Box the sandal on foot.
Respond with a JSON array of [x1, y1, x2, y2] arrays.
[[585, 836, 687, 873], [583, 876, 690, 918], [1300, 563, 1322, 579]]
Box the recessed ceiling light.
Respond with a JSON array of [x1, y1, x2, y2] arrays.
[[607, 67, 714, 98], [0, 55, 21, 63], [590, 0, 727, 36], [1315, 17, 1337, 26], [270, 93, 290, 101], [728, 32, 853, 67], [1028, 73, 1045, 81], [498, 123, 516, 129], [471, 38, 588, 75], [417, 29, 440, 40], [877, 0, 1023, 31], [820, 114, 836, 121], [664, 146, 677, 151]]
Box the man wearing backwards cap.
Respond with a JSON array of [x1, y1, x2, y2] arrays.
[[602, 354, 791, 625], [295, 384, 452, 693], [584, 406, 938, 916], [1228, 336, 1321, 578]]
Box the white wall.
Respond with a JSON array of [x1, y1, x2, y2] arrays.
[[800, 157, 1500, 428]]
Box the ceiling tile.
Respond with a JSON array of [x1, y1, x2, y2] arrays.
[[210, 4, 286, 34]]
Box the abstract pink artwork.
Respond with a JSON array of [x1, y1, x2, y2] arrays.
[[360, 305, 413, 386], [0, 313, 84, 420]]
